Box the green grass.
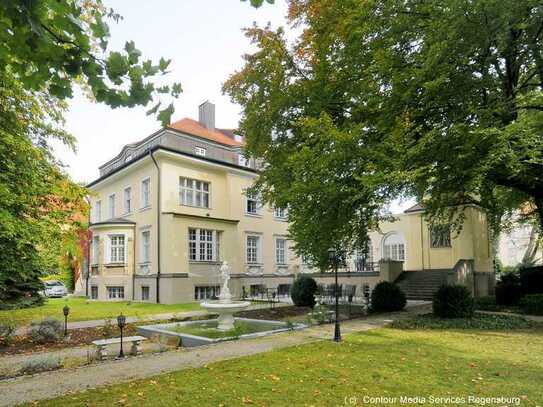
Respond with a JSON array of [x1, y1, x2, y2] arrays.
[[33, 327, 543, 406], [0, 297, 201, 326]]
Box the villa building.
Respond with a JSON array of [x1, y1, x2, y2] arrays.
[[82, 102, 494, 303]]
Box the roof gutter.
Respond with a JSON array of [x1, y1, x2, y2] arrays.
[[149, 149, 161, 303]]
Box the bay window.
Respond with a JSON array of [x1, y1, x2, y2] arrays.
[[108, 234, 126, 263]]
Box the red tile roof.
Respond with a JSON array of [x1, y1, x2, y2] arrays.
[[168, 118, 242, 147]]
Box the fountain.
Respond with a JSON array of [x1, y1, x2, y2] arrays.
[[137, 261, 305, 347], [200, 261, 251, 330]]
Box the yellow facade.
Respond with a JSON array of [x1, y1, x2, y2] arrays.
[[84, 121, 493, 303]]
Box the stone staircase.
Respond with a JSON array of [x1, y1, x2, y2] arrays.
[[394, 270, 449, 300]]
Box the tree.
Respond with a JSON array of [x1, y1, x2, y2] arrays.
[[0, 0, 180, 305], [0, 74, 88, 307], [224, 0, 543, 265]]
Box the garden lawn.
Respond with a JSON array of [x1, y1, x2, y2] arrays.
[[0, 297, 201, 326], [33, 327, 543, 407]]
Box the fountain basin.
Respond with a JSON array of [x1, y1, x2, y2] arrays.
[[200, 300, 251, 330], [137, 317, 306, 348]]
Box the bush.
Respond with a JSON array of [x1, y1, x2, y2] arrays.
[[391, 313, 537, 330], [28, 318, 63, 344], [520, 266, 543, 295], [432, 285, 474, 319], [290, 275, 318, 308], [370, 282, 406, 312], [19, 355, 63, 375], [0, 321, 16, 346], [495, 282, 523, 305], [519, 294, 543, 316], [499, 270, 520, 285], [0, 296, 44, 311], [475, 296, 499, 311]]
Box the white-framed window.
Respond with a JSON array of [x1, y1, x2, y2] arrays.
[[274, 207, 287, 219], [179, 177, 210, 208], [141, 177, 151, 208], [107, 286, 124, 299], [383, 233, 405, 261], [355, 240, 374, 272], [91, 235, 100, 265], [141, 286, 149, 301], [275, 237, 287, 265], [108, 194, 116, 219], [188, 228, 218, 262], [194, 285, 220, 300], [141, 229, 151, 263], [123, 187, 132, 214], [108, 234, 126, 263], [194, 146, 207, 156], [94, 200, 102, 222], [238, 154, 250, 167], [245, 191, 260, 215], [246, 235, 261, 264]]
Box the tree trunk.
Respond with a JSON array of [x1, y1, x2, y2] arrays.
[[534, 196, 543, 233]]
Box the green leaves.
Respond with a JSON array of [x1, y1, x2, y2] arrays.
[[0, 0, 181, 124]]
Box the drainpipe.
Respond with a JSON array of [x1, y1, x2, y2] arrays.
[[420, 215, 425, 271], [85, 196, 91, 297], [132, 226, 136, 301], [149, 149, 161, 303]]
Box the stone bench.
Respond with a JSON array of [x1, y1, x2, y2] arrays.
[[91, 336, 147, 360]]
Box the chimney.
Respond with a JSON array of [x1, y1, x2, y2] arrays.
[[198, 101, 215, 130]]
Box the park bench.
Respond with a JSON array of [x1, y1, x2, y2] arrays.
[[91, 336, 147, 360]]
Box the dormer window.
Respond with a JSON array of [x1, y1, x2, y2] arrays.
[[238, 154, 250, 167], [195, 146, 206, 157]]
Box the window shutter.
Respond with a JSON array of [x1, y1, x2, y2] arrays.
[[123, 233, 128, 264]]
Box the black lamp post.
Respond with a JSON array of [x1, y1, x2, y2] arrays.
[[117, 313, 127, 358], [328, 248, 343, 342], [62, 305, 70, 337]]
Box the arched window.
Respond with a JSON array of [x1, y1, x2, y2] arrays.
[[382, 233, 405, 261]]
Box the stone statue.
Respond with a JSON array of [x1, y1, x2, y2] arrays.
[[219, 261, 232, 303]]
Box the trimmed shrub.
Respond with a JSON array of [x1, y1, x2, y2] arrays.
[[475, 296, 499, 311], [499, 271, 520, 285], [290, 275, 318, 308], [28, 318, 63, 344], [433, 285, 474, 319], [19, 355, 63, 375], [0, 321, 16, 346], [370, 282, 406, 312], [495, 282, 523, 306], [519, 294, 543, 316], [519, 266, 543, 295]]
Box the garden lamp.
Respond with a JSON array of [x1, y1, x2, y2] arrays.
[[62, 305, 70, 337], [117, 313, 127, 358], [328, 248, 342, 343]]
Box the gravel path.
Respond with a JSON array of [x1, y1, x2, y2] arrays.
[[0, 304, 430, 406]]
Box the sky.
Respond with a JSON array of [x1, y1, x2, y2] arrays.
[[53, 0, 414, 213]]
